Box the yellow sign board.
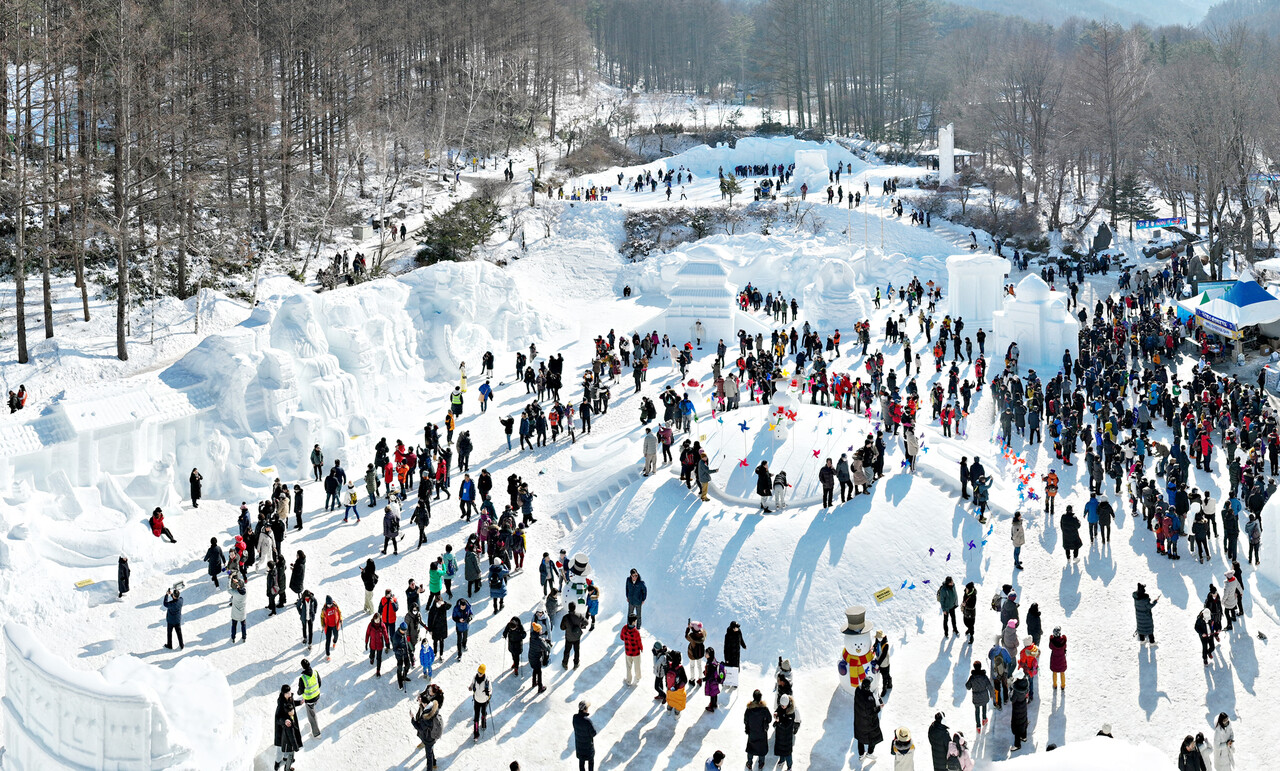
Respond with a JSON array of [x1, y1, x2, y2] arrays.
[[260, 467, 275, 475], [874, 587, 894, 604], [74, 579, 94, 588]]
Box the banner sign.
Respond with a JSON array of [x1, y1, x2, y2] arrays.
[[1136, 217, 1186, 230]]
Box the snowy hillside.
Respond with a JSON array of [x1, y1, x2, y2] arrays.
[[0, 136, 1274, 771]]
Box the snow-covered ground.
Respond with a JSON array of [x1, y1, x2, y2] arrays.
[[0, 136, 1273, 771]]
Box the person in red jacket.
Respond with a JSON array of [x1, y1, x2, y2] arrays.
[[365, 616, 389, 676], [621, 615, 643, 685], [150, 508, 176, 543], [378, 590, 399, 628], [321, 596, 343, 661]]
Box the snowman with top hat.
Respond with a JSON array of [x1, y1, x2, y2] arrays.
[[838, 605, 876, 694]]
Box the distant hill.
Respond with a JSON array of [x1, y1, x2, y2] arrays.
[[942, 0, 1212, 26]]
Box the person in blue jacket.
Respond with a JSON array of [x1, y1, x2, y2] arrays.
[[451, 599, 473, 658], [163, 587, 185, 650], [625, 569, 648, 628], [478, 380, 493, 413], [1084, 493, 1100, 544], [459, 474, 477, 521]]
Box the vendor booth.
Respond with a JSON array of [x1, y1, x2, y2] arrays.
[[1176, 279, 1280, 363]]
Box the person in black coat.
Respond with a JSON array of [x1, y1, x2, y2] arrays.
[[293, 485, 304, 530], [274, 684, 304, 770], [573, 702, 597, 770], [289, 551, 307, 598], [853, 678, 883, 758], [117, 556, 130, 599], [723, 621, 746, 673], [1010, 675, 1030, 750], [203, 538, 225, 588], [755, 462, 774, 511], [267, 559, 283, 615], [744, 690, 771, 768], [927, 712, 950, 771], [189, 468, 203, 508], [503, 616, 526, 675], [1060, 505, 1083, 560]]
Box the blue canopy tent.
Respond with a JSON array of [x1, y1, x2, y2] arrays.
[[1177, 279, 1280, 340]]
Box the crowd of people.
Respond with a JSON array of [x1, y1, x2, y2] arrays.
[[126, 187, 1261, 771]]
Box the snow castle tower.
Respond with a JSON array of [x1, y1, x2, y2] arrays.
[[991, 274, 1080, 375], [838, 605, 875, 694], [661, 247, 739, 344], [946, 253, 1010, 326]]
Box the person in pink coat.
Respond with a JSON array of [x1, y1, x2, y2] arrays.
[[1048, 626, 1067, 690]]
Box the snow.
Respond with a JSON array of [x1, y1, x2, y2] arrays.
[[948, 254, 1012, 326], [3, 622, 249, 770], [0, 135, 1273, 770]]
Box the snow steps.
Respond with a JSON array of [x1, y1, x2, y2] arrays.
[[554, 466, 642, 532]]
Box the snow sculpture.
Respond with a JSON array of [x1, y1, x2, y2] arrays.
[[2, 622, 249, 770], [946, 254, 1010, 326], [791, 149, 829, 198], [938, 123, 956, 183], [838, 605, 875, 694], [566, 552, 593, 605], [991, 274, 1080, 375], [804, 260, 866, 325], [661, 248, 739, 343]]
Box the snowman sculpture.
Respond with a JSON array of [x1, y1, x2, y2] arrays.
[[566, 552, 592, 605], [838, 605, 875, 694]]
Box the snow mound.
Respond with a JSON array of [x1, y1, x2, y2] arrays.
[[2, 622, 250, 770], [983, 738, 1177, 769]]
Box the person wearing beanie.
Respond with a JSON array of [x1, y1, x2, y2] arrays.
[[891, 726, 915, 769], [469, 665, 491, 740], [1049, 626, 1067, 690], [573, 701, 597, 771], [774, 693, 799, 770], [297, 659, 322, 738], [704, 749, 726, 770]]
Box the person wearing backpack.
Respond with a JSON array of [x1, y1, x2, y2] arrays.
[[343, 484, 360, 523], [528, 619, 550, 694], [703, 647, 724, 712], [488, 560, 510, 615], [664, 650, 689, 714], [987, 637, 1012, 709]]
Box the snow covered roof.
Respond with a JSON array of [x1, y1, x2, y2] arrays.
[[947, 253, 1011, 272], [54, 382, 200, 434], [1015, 273, 1053, 303]]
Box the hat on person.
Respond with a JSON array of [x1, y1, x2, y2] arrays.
[[477, 665, 486, 675], [1007, 619, 1018, 628], [896, 727, 911, 742], [578, 701, 590, 713]]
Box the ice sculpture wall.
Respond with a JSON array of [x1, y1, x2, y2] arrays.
[[2, 623, 247, 770]]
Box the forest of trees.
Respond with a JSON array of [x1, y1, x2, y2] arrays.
[[589, 0, 1280, 280], [0, 0, 588, 362], [6, 0, 1280, 365]]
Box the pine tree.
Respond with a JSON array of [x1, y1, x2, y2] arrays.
[[720, 174, 742, 207], [1106, 173, 1158, 239]]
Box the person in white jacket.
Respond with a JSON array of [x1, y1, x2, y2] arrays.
[[1011, 511, 1026, 570], [642, 428, 658, 476], [1214, 712, 1235, 770]]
